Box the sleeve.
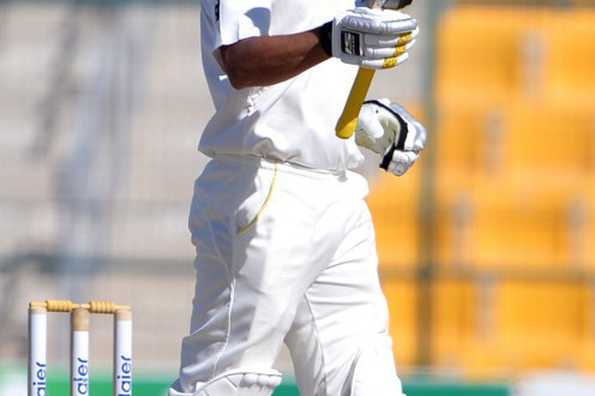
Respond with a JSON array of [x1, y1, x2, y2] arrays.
[[202, 0, 273, 49]]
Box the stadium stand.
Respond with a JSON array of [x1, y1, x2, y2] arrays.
[[370, 4, 595, 375]]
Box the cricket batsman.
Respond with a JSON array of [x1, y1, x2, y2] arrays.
[[169, 0, 426, 395]]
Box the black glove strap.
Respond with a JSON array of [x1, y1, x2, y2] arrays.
[[318, 21, 333, 57], [380, 146, 396, 171]]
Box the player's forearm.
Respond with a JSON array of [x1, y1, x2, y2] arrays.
[[219, 27, 330, 89]]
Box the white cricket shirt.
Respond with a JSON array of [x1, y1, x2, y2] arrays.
[[198, 0, 364, 171]]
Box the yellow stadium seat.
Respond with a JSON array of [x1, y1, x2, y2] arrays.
[[439, 8, 595, 105], [579, 340, 595, 373], [432, 279, 477, 371], [436, 100, 595, 188], [435, 103, 507, 191], [384, 278, 593, 376], [382, 278, 418, 369], [368, 167, 422, 268], [571, 0, 595, 7], [437, 7, 548, 106], [436, 105, 486, 175], [436, 180, 577, 268], [435, 99, 594, 268], [492, 280, 589, 371], [543, 10, 595, 102], [502, 101, 595, 177], [579, 188, 595, 269], [453, 280, 591, 376]]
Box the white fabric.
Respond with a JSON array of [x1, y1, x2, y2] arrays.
[[199, 0, 366, 172], [349, 337, 406, 396], [331, 8, 418, 69], [171, 156, 404, 396]]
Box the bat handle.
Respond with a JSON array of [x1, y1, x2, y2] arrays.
[[335, 67, 376, 140]]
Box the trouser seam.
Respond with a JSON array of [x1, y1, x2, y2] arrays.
[[211, 277, 236, 379], [304, 293, 329, 396]]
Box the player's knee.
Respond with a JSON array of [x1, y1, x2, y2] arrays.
[[346, 334, 405, 396], [169, 369, 282, 396]]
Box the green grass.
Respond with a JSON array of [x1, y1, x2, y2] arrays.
[[46, 373, 510, 396], [46, 372, 299, 395], [1, 365, 510, 396]]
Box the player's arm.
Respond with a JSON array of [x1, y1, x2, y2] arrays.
[[219, 8, 417, 90], [219, 28, 329, 89]]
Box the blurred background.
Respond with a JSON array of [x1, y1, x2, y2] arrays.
[[1, 0, 594, 395]]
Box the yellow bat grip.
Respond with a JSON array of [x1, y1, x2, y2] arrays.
[[335, 68, 376, 140]]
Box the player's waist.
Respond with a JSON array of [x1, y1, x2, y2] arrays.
[[211, 154, 353, 181]]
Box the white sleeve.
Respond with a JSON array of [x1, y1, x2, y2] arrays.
[[202, 0, 273, 49]]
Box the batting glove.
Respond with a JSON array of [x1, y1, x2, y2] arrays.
[[319, 8, 418, 69], [356, 99, 426, 176]]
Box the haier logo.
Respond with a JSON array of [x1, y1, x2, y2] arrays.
[[31, 361, 47, 396], [116, 355, 133, 396], [73, 357, 89, 395]]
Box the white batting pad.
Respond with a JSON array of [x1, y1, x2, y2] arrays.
[[169, 369, 282, 396]]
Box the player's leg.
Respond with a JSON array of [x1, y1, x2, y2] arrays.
[[285, 196, 405, 396], [168, 246, 284, 396], [169, 158, 332, 396]]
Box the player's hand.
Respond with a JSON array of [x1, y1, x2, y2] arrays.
[[355, 99, 426, 176], [327, 7, 418, 69]]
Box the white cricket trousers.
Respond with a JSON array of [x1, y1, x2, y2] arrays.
[[173, 155, 404, 396]]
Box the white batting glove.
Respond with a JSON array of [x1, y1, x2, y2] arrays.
[[320, 8, 418, 69], [356, 99, 426, 176]]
